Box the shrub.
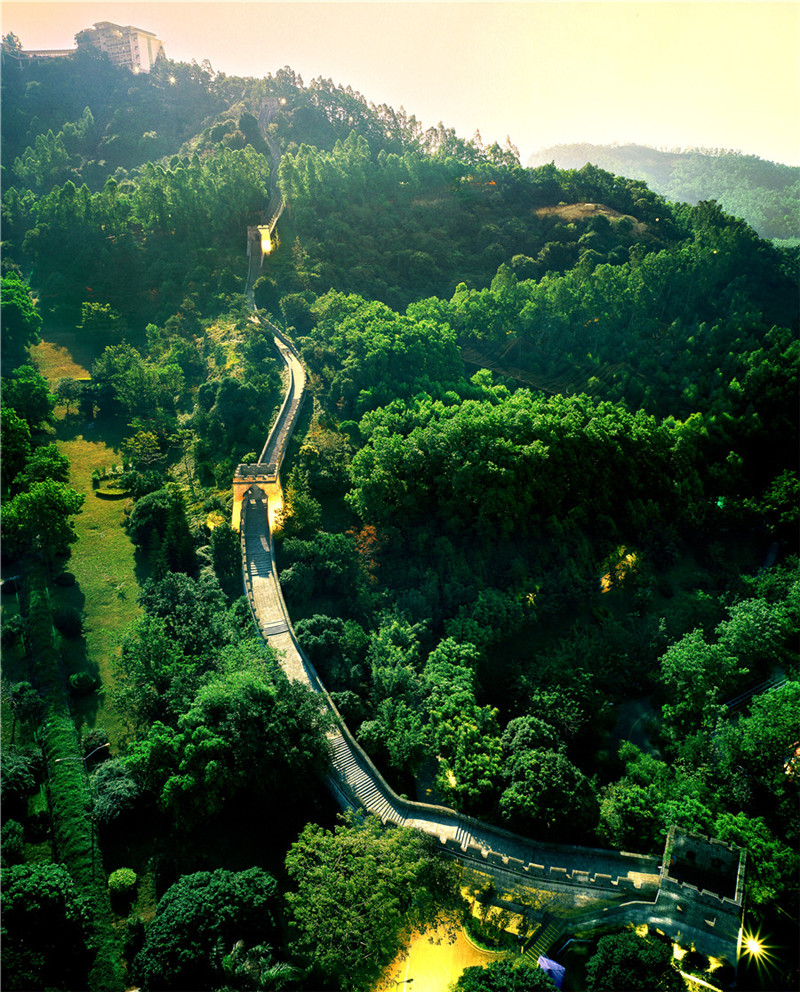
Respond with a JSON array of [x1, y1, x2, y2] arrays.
[[9, 680, 44, 726], [68, 671, 97, 694], [91, 759, 141, 827], [82, 727, 110, 760], [54, 606, 83, 638], [108, 868, 138, 896], [1, 614, 25, 648], [26, 808, 51, 841], [1, 819, 25, 866]]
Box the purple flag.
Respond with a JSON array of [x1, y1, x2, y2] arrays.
[[537, 955, 566, 990]]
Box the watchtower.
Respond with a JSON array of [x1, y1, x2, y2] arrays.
[[657, 827, 746, 964], [232, 463, 282, 532]]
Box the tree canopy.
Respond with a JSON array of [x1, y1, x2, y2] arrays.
[[133, 868, 281, 992], [285, 814, 461, 991]]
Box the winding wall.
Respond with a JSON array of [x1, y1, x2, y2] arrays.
[[234, 108, 744, 965]]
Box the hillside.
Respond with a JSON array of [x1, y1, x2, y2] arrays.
[[2, 46, 799, 992], [527, 142, 800, 242]]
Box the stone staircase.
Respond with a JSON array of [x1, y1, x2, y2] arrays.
[[523, 915, 562, 964], [328, 733, 404, 826]]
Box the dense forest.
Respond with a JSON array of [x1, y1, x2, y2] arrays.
[[1, 39, 798, 992], [527, 143, 800, 244]]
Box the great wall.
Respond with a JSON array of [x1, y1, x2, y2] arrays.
[[232, 103, 747, 972]]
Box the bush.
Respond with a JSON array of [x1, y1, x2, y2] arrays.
[[109, 867, 138, 892], [68, 671, 97, 694], [82, 727, 110, 760], [91, 759, 141, 827], [9, 680, 44, 726], [26, 808, 51, 841], [108, 867, 138, 909], [54, 606, 83, 638], [1, 613, 25, 648], [1, 819, 25, 866], [1, 747, 37, 814], [95, 487, 129, 499], [53, 571, 76, 587]]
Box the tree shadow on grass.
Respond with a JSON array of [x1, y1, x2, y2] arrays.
[[132, 546, 153, 592], [52, 579, 104, 731], [55, 410, 128, 453]]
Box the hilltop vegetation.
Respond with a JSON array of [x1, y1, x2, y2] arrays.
[[2, 43, 799, 992], [528, 142, 800, 242]]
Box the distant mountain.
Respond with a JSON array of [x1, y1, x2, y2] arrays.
[[527, 143, 800, 242]]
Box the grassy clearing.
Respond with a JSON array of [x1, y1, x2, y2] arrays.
[[33, 333, 145, 749]]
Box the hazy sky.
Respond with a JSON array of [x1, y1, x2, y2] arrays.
[[4, 2, 798, 166]]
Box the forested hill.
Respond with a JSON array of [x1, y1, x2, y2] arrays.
[[527, 143, 800, 242], [2, 46, 800, 992]]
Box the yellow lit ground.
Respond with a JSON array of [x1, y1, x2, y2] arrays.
[[378, 927, 505, 992], [231, 480, 283, 532], [258, 225, 272, 253], [267, 486, 284, 531]]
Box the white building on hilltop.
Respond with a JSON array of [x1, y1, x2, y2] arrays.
[[75, 21, 165, 73]]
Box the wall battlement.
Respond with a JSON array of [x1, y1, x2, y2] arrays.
[[441, 837, 653, 896]]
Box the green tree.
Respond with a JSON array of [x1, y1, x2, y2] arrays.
[[2, 364, 55, 430], [1, 273, 42, 369], [77, 300, 125, 335], [8, 681, 44, 735], [0, 406, 31, 494], [126, 663, 329, 826], [659, 628, 745, 740], [121, 430, 165, 469], [500, 747, 598, 840], [91, 759, 142, 827], [585, 930, 684, 991], [3, 477, 85, 560], [133, 868, 281, 992], [455, 959, 557, 991], [210, 521, 244, 598], [0, 862, 91, 991], [1, 820, 25, 867], [714, 810, 798, 908], [285, 814, 460, 991], [423, 638, 503, 810], [127, 485, 196, 574], [14, 442, 70, 489], [0, 746, 38, 819], [736, 679, 800, 781]]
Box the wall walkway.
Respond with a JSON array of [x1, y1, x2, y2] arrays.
[[234, 105, 744, 967]]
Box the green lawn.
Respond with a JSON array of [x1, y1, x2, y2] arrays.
[[33, 334, 147, 749]]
